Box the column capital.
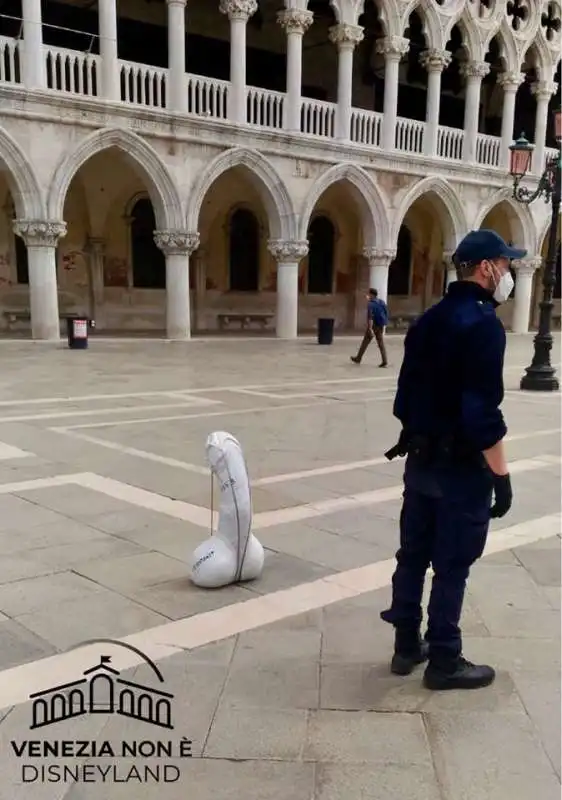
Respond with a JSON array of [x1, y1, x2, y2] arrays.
[[513, 256, 542, 276], [268, 239, 309, 262], [154, 230, 200, 256], [531, 80, 558, 100], [362, 247, 395, 266], [86, 237, 106, 255], [375, 36, 409, 60], [498, 71, 525, 91], [419, 49, 451, 73], [277, 8, 313, 35], [13, 219, 67, 247], [328, 23, 364, 49], [166, 0, 186, 6], [460, 60, 490, 80], [219, 0, 257, 21]]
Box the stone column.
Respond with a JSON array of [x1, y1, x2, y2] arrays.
[[13, 220, 66, 340], [498, 71, 524, 168], [267, 239, 309, 339], [220, 0, 257, 124], [512, 257, 541, 334], [86, 237, 105, 323], [420, 49, 451, 157], [167, 0, 187, 112], [154, 231, 200, 340], [376, 36, 409, 150], [98, 0, 119, 100], [278, 8, 313, 133], [328, 23, 364, 141], [362, 248, 394, 304], [531, 81, 557, 176], [461, 61, 490, 163], [22, 0, 45, 88]]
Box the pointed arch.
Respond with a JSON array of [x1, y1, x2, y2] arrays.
[[400, 0, 444, 49], [186, 147, 296, 241], [0, 125, 45, 219], [299, 163, 391, 249], [494, 21, 521, 73], [47, 127, 183, 230], [474, 190, 536, 252], [392, 177, 468, 250]]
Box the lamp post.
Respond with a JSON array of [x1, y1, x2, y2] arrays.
[[509, 107, 561, 391]]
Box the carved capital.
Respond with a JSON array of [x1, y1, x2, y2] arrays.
[[86, 237, 106, 256], [498, 71, 525, 90], [420, 49, 452, 73], [328, 23, 364, 49], [460, 61, 490, 80], [154, 230, 200, 256], [219, 0, 257, 21], [268, 239, 309, 263], [532, 80, 558, 100], [13, 220, 67, 248], [362, 247, 396, 266], [513, 256, 542, 276], [375, 36, 409, 60], [277, 8, 313, 35]]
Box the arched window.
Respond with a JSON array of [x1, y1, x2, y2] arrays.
[[307, 215, 335, 294], [388, 225, 412, 295], [130, 198, 166, 289], [229, 208, 260, 292]]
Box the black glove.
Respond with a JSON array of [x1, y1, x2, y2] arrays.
[[489, 473, 512, 518]]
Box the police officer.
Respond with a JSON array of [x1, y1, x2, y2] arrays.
[[380, 229, 524, 690]]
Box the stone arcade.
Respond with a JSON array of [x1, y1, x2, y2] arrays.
[[0, 0, 559, 339]]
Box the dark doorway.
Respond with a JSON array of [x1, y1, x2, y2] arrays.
[[131, 198, 166, 289], [389, 225, 412, 295], [229, 208, 260, 291], [307, 215, 335, 294]]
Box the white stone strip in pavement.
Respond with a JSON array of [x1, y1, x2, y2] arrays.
[[0, 511, 558, 712], [53, 399, 341, 430], [48, 427, 562, 486], [0, 399, 221, 424], [227, 386, 396, 400], [0, 390, 211, 407], [0, 442, 33, 460], [0, 453, 559, 532]]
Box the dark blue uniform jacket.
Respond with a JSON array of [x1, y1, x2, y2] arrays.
[[393, 281, 507, 454], [368, 298, 389, 327]]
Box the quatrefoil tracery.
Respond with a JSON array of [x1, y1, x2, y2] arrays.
[[506, 0, 529, 30], [541, 2, 561, 41]]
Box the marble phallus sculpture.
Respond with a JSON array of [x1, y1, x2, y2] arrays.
[[189, 431, 265, 588]]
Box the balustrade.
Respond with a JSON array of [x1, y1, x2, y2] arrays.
[[247, 86, 284, 129], [0, 36, 20, 84], [45, 45, 99, 96], [437, 125, 464, 161], [350, 108, 382, 147], [0, 34, 513, 172], [301, 98, 336, 138]]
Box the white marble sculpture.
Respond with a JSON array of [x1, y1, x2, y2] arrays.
[[189, 431, 264, 588]]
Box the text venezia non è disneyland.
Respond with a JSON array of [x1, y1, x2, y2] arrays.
[[11, 739, 193, 784]]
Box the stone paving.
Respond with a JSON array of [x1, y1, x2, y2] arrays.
[[0, 332, 559, 799]]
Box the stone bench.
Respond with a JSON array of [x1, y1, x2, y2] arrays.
[[2, 310, 31, 328], [389, 313, 418, 330], [217, 313, 273, 331]]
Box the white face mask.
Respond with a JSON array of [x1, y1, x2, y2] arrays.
[[492, 271, 514, 304]]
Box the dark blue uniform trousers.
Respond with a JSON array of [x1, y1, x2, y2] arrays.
[[381, 455, 493, 664]]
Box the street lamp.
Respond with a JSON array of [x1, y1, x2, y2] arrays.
[[509, 107, 561, 391]]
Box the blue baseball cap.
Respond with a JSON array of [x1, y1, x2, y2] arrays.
[[453, 229, 527, 265]]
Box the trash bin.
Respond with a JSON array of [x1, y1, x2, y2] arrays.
[[317, 317, 335, 345], [66, 316, 89, 350]]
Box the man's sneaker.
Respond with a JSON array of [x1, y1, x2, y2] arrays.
[[350, 356, 360, 364], [423, 657, 496, 690], [379, 362, 388, 368], [390, 641, 429, 676]]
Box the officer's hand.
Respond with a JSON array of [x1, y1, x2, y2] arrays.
[[489, 473, 513, 518]]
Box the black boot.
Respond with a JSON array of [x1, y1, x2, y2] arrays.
[[390, 629, 429, 676], [423, 656, 495, 690]]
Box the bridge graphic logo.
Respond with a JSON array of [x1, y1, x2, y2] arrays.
[[28, 640, 174, 731]]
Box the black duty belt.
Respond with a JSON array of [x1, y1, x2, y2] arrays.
[[384, 432, 476, 463]]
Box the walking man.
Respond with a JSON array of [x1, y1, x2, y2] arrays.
[[380, 230, 522, 690], [351, 288, 388, 366]]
